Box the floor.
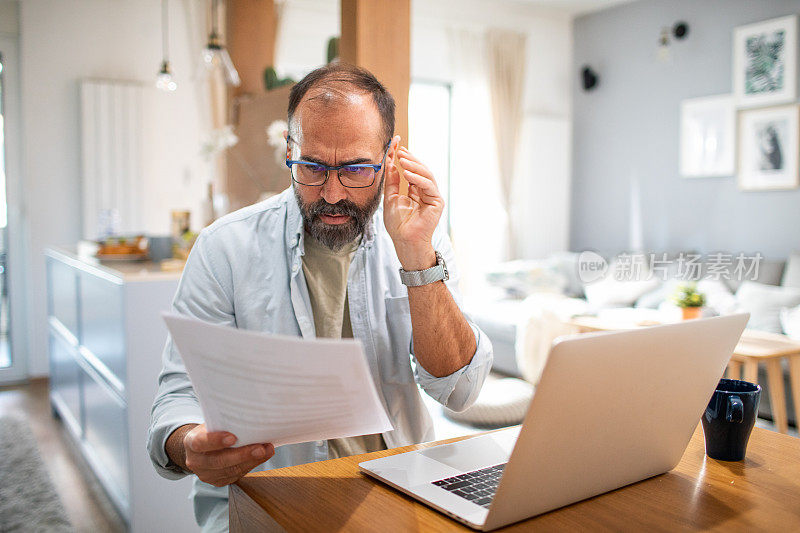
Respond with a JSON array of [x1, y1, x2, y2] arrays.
[[0, 380, 126, 533]]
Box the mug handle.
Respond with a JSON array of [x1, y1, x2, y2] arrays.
[[726, 395, 744, 423]]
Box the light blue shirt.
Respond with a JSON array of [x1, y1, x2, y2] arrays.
[[147, 188, 493, 530]]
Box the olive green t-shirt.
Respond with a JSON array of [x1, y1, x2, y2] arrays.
[[301, 231, 387, 459]]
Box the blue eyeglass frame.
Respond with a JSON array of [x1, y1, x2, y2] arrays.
[[285, 137, 391, 189]]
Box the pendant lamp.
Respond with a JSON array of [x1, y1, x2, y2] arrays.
[[156, 0, 177, 91], [201, 0, 241, 87]]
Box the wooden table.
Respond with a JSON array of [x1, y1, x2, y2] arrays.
[[569, 317, 800, 435], [230, 426, 800, 532]]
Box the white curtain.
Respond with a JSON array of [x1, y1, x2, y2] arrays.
[[272, 0, 289, 65], [486, 29, 526, 260], [447, 29, 506, 298]]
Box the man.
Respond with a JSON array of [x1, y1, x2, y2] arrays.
[[147, 63, 492, 532]]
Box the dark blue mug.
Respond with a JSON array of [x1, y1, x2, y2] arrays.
[[701, 378, 761, 461]]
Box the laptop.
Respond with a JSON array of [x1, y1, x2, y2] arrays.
[[359, 314, 749, 530]]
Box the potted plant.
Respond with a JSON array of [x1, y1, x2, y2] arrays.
[[671, 282, 706, 320]]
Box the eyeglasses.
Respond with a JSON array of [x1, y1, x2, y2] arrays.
[[285, 138, 390, 189]]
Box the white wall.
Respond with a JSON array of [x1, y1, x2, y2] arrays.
[[20, 0, 210, 376], [0, 1, 19, 35]]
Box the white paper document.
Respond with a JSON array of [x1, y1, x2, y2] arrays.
[[163, 313, 393, 447]]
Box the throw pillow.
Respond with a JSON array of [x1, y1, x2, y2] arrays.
[[782, 252, 800, 289], [735, 281, 800, 333], [724, 258, 785, 292], [635, 283, 669, 309], [585, 275, 660, 308], [697, 279, 739, 315], [780, 305, 800, 340], [584, 253, 660, 308]]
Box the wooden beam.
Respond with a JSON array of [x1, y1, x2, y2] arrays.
[[340, 0, 410, 145], [227, 0, 277, 96]]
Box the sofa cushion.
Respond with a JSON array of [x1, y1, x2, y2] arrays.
[[585, 276, 659, 308], [583, 254, 660, 308], [735, 281, 800, 333], [723, 258, 785, 292], [780, 305, 800, 340], [782, 252, 800, 289], [635, 284, 669, 309]]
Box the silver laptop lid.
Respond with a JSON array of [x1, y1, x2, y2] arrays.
[[483, 314, 749, 530]]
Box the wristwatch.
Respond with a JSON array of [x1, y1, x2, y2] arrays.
[[399, 251, 449, 287]]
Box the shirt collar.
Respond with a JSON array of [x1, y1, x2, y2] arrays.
[[285, 188, 304, 252]]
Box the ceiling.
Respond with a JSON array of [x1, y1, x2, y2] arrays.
[[510, 0, 637, 16]]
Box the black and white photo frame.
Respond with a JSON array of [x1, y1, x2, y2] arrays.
[[738, 104, 799, 191]]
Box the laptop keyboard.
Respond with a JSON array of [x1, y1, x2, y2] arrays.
[[431, 463, 506, 508]]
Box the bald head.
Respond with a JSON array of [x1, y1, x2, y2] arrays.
[[287, 63, 395, 147]]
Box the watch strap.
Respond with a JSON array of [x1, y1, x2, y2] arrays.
[[399, 251, 449, 287]]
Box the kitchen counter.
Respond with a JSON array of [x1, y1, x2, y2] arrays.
[[47, 245, 183, 283]]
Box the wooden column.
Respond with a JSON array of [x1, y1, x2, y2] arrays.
[[340, 0, 410, 145], [227, 0, 277, 97]]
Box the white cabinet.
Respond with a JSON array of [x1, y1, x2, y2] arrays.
[[46, 248, 198, 532]]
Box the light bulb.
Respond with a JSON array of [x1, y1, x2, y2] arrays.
[[156, 61, 177, 92], [200, 45, 241, 87]]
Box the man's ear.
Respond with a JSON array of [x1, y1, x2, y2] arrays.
[[284, 130, 291, 160], [388, 135, 401, 163]]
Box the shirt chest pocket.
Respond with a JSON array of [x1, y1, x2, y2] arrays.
[[381, 295, 415, 384]]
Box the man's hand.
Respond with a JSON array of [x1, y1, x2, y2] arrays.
[[166, 423, 275, 487], [383, 136, 445, 271]]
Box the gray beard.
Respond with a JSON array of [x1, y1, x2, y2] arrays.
[[293, 175, 383, 251]]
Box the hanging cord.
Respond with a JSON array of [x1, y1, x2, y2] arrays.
[[211, 0, 219, 38], [160, 0, 171, 63]]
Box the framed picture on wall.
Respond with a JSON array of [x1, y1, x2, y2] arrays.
[[738, 105, 799, 191], [733, 15, 798, 108], [680, 94, 736, 178]]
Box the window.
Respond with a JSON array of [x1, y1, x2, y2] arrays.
[[408, 80, 452, 234]]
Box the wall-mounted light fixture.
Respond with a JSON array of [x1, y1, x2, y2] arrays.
[[581, 66, 599, 91], [657, 21, 690, 63]]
